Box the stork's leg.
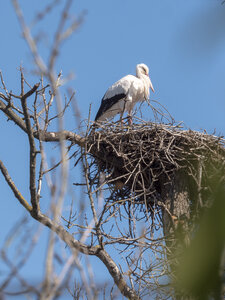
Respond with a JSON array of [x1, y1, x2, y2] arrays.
[[120, 100, 127, 126], [128, 115, 133, 125], [119, 112, 124, 126], [128, 110, 133, 126]]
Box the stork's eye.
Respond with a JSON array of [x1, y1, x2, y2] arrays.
[[141, 67, 147, 74]]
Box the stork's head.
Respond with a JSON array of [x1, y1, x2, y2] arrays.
[[136, 63, 155, 93], [136, 63, 149, 77]]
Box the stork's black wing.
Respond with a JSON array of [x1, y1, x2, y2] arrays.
[[95, 93, 126, 121]]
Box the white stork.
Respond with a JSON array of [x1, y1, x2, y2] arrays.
[[95, 63, 154, 125]]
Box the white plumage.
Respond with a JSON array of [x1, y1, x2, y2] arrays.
[[95, 63, 154, 124]]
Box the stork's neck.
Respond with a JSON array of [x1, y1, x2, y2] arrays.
[[136, 68, 144, 79], [136, 70, 149, 85], [136, 72, 151, 100]]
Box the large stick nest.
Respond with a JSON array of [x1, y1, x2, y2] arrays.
[[87, 120, 225, 211]]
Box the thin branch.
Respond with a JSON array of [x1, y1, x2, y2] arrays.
[[0, 97, 85, 146], [20, 74, 40, 214], [31, 0, 61, 28], [0, 98, 27, 131], [0, 160, 32, 212], [12, 0, 47, 74], [48, 0, 73, 71]]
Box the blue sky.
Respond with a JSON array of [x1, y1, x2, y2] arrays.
[[0, 0, 225, 297]]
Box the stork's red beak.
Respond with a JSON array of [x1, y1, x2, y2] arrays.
[[149, 78, 155, 93]]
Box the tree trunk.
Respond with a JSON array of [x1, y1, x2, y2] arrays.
[[161, 169, 191, 299], [161, 170, 190, 237]]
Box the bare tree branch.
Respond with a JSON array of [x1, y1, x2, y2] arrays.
[[20, 74, 40, 214], [0, 160, 32, 212], [0, 97, 85, 146], [12, 0, 47, 74]]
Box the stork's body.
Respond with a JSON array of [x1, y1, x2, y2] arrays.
[[95, 63, 154, 124]]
